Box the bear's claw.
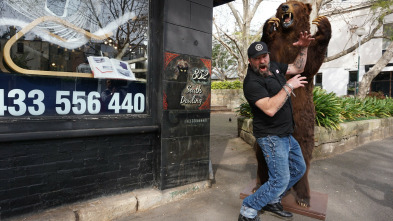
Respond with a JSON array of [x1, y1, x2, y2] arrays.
[[296, 198, 310, 208], [312, 16, 328, 26], [268, 17, 280, 28], [252, 183, 261, 193]]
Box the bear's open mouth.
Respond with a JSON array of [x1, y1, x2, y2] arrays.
[[282, 12, 293, 28]]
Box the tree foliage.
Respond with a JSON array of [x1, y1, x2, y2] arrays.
[[85, 0, 148, 59], [212, 38, 237, 80], [213, 0, 265, 80]]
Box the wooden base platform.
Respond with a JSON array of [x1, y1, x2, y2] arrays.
[[240, 180, 328, 220]]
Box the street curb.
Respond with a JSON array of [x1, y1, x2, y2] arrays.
[[133, 180, 211, 212], [6, 180, 211, 221]]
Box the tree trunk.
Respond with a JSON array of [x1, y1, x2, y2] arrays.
[[357, 41, 393, 98], [217, 0, 263, 80]]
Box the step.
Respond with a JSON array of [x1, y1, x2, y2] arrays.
[[210, 105, 232, 112]]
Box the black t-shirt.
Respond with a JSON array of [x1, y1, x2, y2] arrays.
[[243, 61, 294, 138]]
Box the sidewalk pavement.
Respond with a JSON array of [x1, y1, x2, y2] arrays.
[[8, 113, 393, 221], [117, 112, 393, 221]]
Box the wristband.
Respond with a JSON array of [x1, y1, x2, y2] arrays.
[[285, 83, 294, 91], [284, 83, 296, 97], [283, 86, 290, 97]]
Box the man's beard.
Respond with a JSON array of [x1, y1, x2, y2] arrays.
[[251, 62, 270, 77]]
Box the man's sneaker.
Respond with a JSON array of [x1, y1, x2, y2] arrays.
[[238, 213, 261, 221], [262, 203, 293, 219]]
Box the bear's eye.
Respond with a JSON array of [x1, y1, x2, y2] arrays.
[[293, 4, 299, 7]]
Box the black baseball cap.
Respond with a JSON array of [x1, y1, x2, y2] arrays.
[[248, 42, 269, 58]]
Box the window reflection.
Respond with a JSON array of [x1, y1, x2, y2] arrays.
[[0, 0, 149, 116], [0, 0, 148, 80]]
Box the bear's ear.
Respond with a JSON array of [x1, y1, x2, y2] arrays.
[[305, 3, 312, 14]]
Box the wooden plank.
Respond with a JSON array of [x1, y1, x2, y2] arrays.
[[281, 190, 328, 220]]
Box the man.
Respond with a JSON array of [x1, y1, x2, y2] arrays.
[[239, 31, 314, 221]]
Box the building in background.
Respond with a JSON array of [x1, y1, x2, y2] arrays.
[[317, 0, 393, 97]]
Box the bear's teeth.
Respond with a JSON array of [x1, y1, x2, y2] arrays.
[[283, 13, 292, 23]]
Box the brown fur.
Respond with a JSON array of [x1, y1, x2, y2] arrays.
[[256, 1, 331, 207]]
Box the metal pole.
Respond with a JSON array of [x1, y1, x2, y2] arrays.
[[356, 37, 360, 95]]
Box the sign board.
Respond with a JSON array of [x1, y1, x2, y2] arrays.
[[0, 73, 146, 117]]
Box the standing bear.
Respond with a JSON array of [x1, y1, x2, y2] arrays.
[[254, 1, 331, 207]]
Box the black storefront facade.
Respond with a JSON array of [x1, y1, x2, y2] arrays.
[[0, 0, 233, 218]]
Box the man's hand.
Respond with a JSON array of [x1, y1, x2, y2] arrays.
[[287, 74, 308, 89], [293, 31, 315, 47], [255, 74, 307, 117], [287, 32, 314, 75]]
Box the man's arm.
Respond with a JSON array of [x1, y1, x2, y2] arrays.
[[255, 75, 307, 117], [287, 47, 308, 75], [287, 31, 315, 75]]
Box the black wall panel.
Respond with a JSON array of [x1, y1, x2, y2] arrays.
[[161, 0, 213, 190], [164, 23, 212, 59], [165, 0, 191, 27], [191, 0, 213, 7], [190, 2, 213, 33], [164, 0, 212, 58], [160, 159, 209, 188], [0, 133, 156, 218]]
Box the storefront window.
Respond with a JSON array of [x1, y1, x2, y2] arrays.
[[371, 71, 392, 97], [0, 0, 148, 117]]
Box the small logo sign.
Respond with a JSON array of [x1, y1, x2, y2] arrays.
[[255, 44, 263, 51]]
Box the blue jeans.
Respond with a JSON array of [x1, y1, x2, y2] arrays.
[[241, 135, 306, 216]]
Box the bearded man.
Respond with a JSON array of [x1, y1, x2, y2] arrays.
[[239, 32, 313, 221]]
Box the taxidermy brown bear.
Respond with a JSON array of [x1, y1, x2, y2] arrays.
[[255, 0, 331, 207]]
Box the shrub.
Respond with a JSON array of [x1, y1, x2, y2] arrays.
[[313, 87, 343, 130], [362, 97, 391, 118], [235, 99, 253, 118], [340, 97, 365, 121], [211, 80, 243, 89], [366, 91, 386, 99], [386, 97, 393, 116]]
